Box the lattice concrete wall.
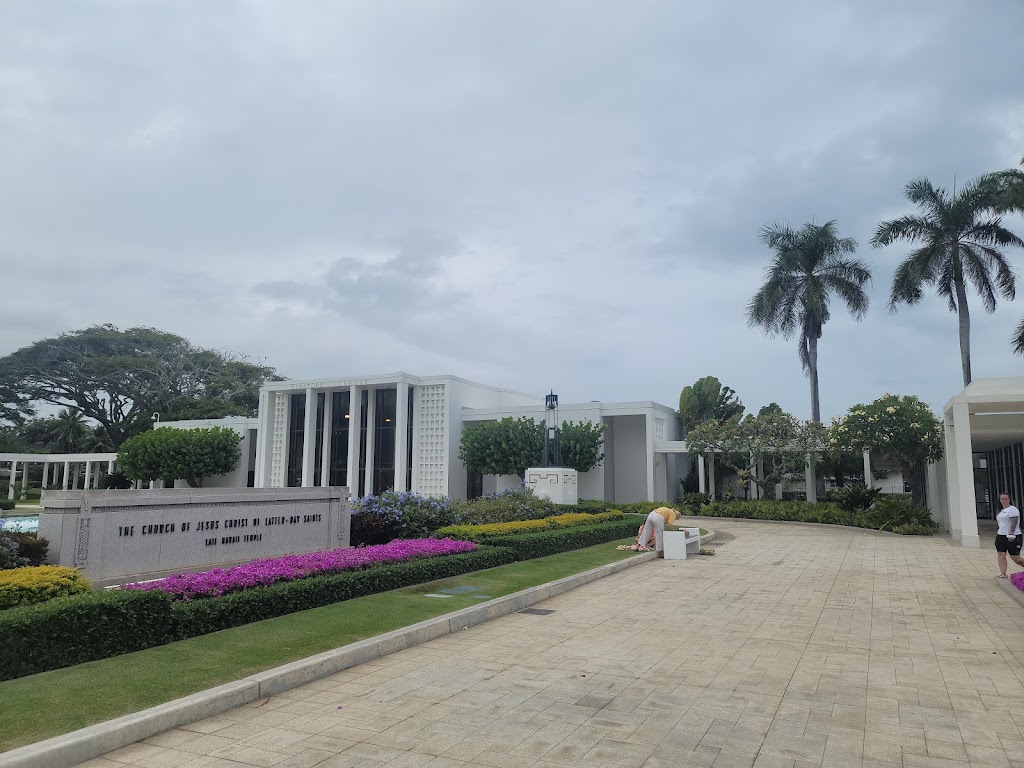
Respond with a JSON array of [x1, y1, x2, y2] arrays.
[[415, 384, 447, 496], [269, 393, 288, 487]]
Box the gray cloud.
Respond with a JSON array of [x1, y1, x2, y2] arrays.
[[1, 0, 1023, 423]]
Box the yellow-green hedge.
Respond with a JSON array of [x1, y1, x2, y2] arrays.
[[0, 566, 92, 610], [436, 510, 623, 541]]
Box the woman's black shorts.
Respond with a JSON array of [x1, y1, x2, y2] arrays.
[[996, 535, 1022, 555]]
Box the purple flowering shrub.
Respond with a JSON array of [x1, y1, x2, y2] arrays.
[[1011, 572, 1024, 592], [351, 490, 462, 545], [123, 538, 476, 600]]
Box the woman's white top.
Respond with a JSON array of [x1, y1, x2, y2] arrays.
[[997, 505, 1021, 536]]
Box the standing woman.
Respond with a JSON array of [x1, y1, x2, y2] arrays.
[[995, 492, 1024, 579]]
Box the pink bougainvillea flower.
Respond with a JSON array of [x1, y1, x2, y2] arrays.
[[123, 538, 476, 600]]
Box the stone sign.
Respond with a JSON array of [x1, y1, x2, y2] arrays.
[[39, 487, 350, 585]]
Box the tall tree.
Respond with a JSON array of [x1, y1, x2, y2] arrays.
[[678, 376, 744, 433], [50, 408, 88, 452], [685, 407, 820, 500], [0, 325, 282, 448], [748, 220, 871, 422], [872, 176, 1021, 385], [991, 157, 1024, 354]]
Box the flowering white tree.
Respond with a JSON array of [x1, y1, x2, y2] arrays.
[[827, 394, 943, 506]]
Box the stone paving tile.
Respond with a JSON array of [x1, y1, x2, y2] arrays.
[[72, 520, 1024, 768]]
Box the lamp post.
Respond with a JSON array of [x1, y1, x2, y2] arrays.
[[543, 391, 562, 467]]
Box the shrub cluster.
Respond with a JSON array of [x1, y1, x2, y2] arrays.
[[455, 487, 557, 524], [0, 499, 15, 511], [483, 518, 640, 560], [351, 491, 462, 545], [697, 496, 937, 534], [6, 532, 48, 566], [435, 511, 623, 541], [825, 486, 883, 513], [0, 565, 91, 610]]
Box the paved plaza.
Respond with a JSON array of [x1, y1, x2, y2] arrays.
[[76, 520, 1024, 768]]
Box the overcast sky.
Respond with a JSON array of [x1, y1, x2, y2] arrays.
[[1, 1, 1023, 422]]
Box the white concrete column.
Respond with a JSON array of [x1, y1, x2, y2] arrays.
[[708, 455, 716, 500], [7, 461, 15, 500], [254, 388, 270, 487], [951, 402, 979, 547], [62, 461, 70, 490], [410, 389, 421, 492], [301, 388, 317, 487], [804, 454, 817, 503], [645, 412, 656, 501], [364, 388, 377, 496], [320, 391, 333, 486], [775, 482, 783, 500], [394, 383, 409, 492], [83, 461, 93, 490], [19, 463, 28, 499], [863, 451, 873, 489], [107, 459, 115, 475], [748, 453, 757, 499], [73, 463, 80, 489], [41, 462, 49, 490], [347, 386, 362, 497], [697, 455, 706, 494]]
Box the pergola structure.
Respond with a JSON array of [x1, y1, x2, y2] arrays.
[[0, 452, 119, 500], [940, 377, 1024, 548]]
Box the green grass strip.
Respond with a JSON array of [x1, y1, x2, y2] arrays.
[[0, 538, 639, 752]]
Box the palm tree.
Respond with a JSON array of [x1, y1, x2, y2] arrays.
[[748, 220, 871, 423], [872, 176, 1022, 385], [991, 157, 1024, 354], [49, 408, 88, 452]]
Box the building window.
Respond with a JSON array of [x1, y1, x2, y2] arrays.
[[358, 389, 369, 496], [313, 392, 326, 486], [373, 388, 397, 495], [406, 386, 414, 492], [328, 390, 351, 487], [286, 393, 306, 487]]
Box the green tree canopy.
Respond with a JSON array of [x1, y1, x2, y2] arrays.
[[117, 426, 243, 488], [827, 394, 943, 506], [459, 417, 607, 477], [748, 220, 871, 422], [459, 417, 543, 478], [558, 420, 607, 474], [686, 408, 821, 499], [872, 176, 1021, 385], [678, 376, 744, 432], [0, 325, 281, 448]]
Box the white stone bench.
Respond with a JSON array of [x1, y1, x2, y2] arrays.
[[663, 527, 702, 560]]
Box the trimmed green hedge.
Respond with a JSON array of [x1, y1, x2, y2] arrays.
[[0, 547, 514, 680], [696, 498, 938, 534], [0, 590, 176, 681], [484, 518, 640, 561]]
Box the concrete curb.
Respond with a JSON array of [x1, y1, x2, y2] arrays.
[[994, 575, 1024, 608], [0, 549, 663, 768]]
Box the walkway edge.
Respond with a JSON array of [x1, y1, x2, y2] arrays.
[[0, 550, 661, 768], [994, 575, 1024, 607]]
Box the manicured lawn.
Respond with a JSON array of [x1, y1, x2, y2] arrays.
[[0, 538, 639, 752]]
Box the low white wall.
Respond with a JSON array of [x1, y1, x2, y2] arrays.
[[39, 487, 350, 585]]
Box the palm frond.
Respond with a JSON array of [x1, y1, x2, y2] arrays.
[[1013, 316, 1024, 356], [871, 215, 933, 247], [959, 245, 998, 312]]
